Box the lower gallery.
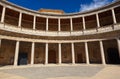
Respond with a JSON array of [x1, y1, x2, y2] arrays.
[[0, 39, 120, 66]]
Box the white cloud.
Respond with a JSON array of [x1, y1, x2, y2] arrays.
[[80, 0, 112, 12]]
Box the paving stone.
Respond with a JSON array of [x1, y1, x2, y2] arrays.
[[0, 66, 104, 79]]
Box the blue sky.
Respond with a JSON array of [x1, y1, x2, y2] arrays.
[[7, 0, 115, 13]]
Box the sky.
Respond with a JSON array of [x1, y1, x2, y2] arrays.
[[7, 0, 115, 13]]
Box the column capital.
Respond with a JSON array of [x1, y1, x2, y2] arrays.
[[59, 42, 62, 44], [71, 42, 74, 44], [84, 41, 88, 43]]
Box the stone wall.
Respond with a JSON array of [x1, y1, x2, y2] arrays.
[[34, 43, 45, 64], [0, 40, 15, 65]]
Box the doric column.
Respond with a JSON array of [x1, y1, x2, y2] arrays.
[[58, 18, 61, 31], [45, 43, 48, 64], [71, 43, 75, 64], [82, 16, 86, 30], [1, 6, 6, 23], [31, 42, 35, 65], [46, 18, 48, 31], [111, 8, 117, 24], [14, 41, 20, 66], [70, 18, 73, 31], [58, 43, 62, 64], [33, 16, 36, 30], [99, 40, 106, 65], [85, 42, 89, 64], [96, 13, 100, 28], [18, 12, 22, 27], [117, 38, 120, 57]]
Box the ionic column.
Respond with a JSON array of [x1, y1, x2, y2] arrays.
[[71, 43, 75, 64], [1, 6, 6, 23], [46, 18, 48, 31], [18, 12, 22, 27], [14, 41, 20, 66], [33, 16, 36, 30], [96, 13, 100, 28], [117, 38, 120, 57], [99, 40, 106, 65], [58, 43, 62, 64], [31, 42, 35, 65], [85, 42, 89, 64], [70, 18, 73, 31], [82, 16, 86, 30], [58, 18, 61, 31], [45, 43, 48, 64], [111, 8, 117, 24]]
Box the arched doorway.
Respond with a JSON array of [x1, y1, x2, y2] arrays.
[[107, 48, 120, 64], [48, 50, 56, 63]]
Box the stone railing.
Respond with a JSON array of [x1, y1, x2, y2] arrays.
[[0, 22, 120, 37]]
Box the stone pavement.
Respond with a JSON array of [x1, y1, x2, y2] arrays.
[[0, 64, 120, 79], [0, 72, 26, 79]]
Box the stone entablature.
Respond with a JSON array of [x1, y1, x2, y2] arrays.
[[0, 28, 119, 42]]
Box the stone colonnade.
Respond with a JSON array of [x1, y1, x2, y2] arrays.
[[0, 6, 118, 31], [1, 38, 117, 66]]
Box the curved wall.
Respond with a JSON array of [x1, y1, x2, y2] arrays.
[[0, 0, 120, 66]]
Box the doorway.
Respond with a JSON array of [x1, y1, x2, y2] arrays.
[[18, 52, 28, 65], [48, 50, 56, 63], [107, 48, 120, 64]]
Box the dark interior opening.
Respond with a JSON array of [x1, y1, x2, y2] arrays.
[[18, 52, 28, 65], [107, 48, 120, 64], [48, 50, 56, 63], [77, 54, 84, 63]]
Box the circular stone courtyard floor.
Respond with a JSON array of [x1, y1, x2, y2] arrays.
[[0, 64, 120, 79]]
